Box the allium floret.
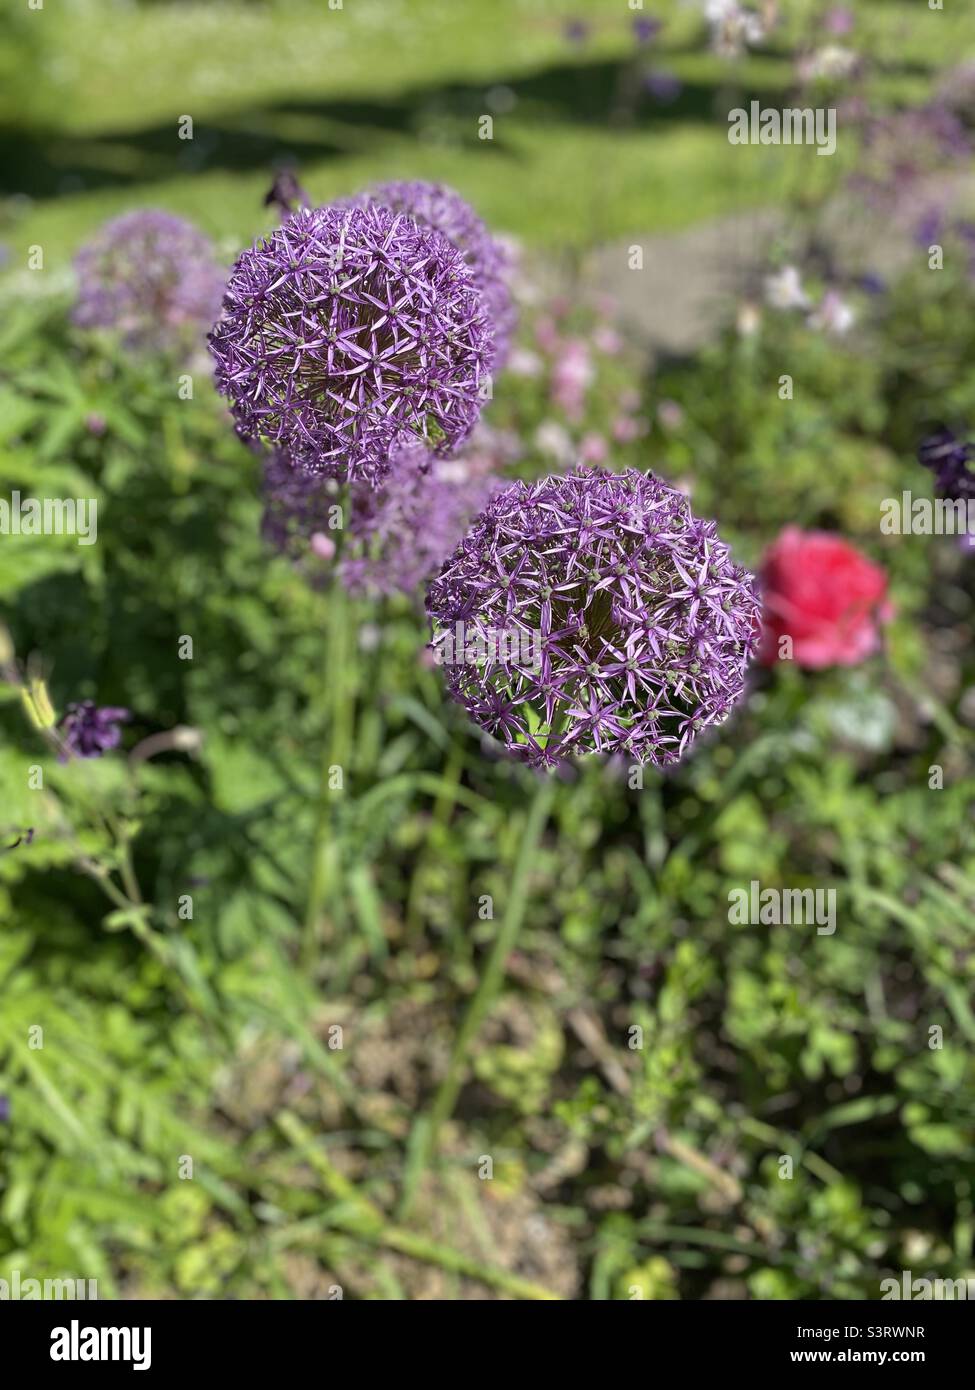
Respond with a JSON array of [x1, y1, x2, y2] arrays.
[[426, 467, 759, 768], [73, 210, 224, 354], [209, 202, 494, 487]]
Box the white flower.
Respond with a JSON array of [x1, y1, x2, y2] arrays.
[[808, 289, 856, 336], [797, 44, 859, 83], [736, 300, 762, 336], [705, 0, 767, 58], [508, 347, 543, 377], [534, 420, 574, 465], [764, 265, 810, 310]]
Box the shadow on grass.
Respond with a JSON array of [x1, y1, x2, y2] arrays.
[[1, 56, 798, 200]]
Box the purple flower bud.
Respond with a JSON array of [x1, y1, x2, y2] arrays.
[[209, 203, 494, 487], [264, 168, 310, 216], [427, 468, 759, 768], [59, 702, 130, 759], [73, 210, 225, 355]]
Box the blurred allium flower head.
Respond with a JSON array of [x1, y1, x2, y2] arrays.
[[260, 449, 340, 557], [435, 420, 520, 484], [339, 436, 499, 599], [855, 104, 970, 212], [263, 434, 498, 598], [364, 180, 517, 365], [209, 202, 494, 487], [73, 210, 224, 354], [427, 468, 760, 768], [59, 701, 130, 759], [918, 428, 975, 502]]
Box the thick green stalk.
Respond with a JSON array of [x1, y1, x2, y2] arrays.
[[303, 581, 353, 969], [398, 772, 556, 1218]]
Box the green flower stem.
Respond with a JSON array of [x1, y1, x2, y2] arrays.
[[398, 771, 556, 1219], [303, 580, 354, 970]]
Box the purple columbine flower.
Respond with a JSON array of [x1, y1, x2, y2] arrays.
[[209, 203, 494, 488], [59, 701, 130, 759], [73, 210, 225, 355], [362, 180, 517, 366], [918, 429, 975, 502], [426, 467, 760, 768]]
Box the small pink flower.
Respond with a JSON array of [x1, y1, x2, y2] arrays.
[[579, 432, 609, 464], [310, 532, 336, 560], [612, 415, 641, 443], [808, 289, 856, 336], [508, 347, 543, 377], [551, 338, 593, 421], [534, 315, 561, 354], [657, 399, 685, 430], [594, 326, 622, 355]]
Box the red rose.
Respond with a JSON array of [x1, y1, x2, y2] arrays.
[[759, 526, 891, 668]]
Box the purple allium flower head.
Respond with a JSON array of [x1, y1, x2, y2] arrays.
[[364, 181, 517, 367], [209, 203, 494, 487], [59, 701, 130, 759], [339, 436, 498, 599], [73, 210, 224, 354], [426, 467, 760, 768], [918, 429, 975, 502], [0, 1094, 9, 1123]]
